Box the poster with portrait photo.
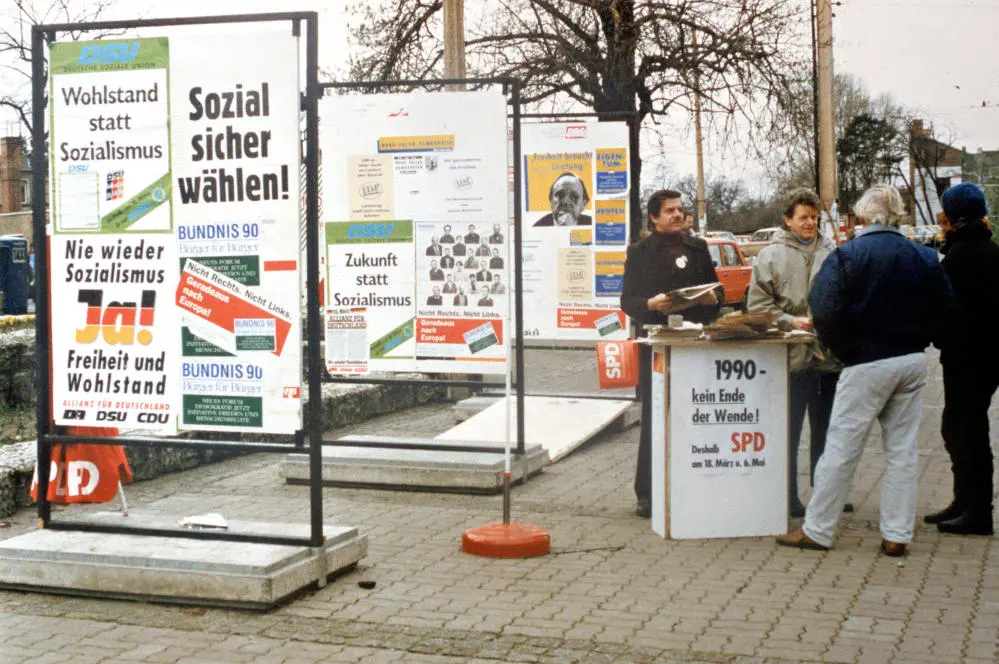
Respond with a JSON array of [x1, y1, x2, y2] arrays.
[[520, 121, 630, 341]]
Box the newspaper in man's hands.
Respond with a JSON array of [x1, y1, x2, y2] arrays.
[[665, 282, 723, 310]]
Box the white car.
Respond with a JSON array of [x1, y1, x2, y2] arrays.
[[749, 227, 780, 242]]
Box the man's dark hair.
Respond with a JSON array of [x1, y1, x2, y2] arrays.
[[647, 189, 683, 221], [549, 172, 590, 203], [783, 188, 821, 220]]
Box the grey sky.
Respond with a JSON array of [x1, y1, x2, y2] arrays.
[[835, 0, 999, 154], [6, 0, 998, 185]]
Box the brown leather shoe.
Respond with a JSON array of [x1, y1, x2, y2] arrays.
[[776, 528, 829, 551], [880, 540, 906, 557]]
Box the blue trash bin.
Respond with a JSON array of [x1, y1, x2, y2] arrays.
[[0, 236, 30, 314]]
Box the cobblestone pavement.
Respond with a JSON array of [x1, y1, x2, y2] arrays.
[[2, 348, 997, 663]]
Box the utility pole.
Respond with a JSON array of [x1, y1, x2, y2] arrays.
[[692, 30, 707, 236], [809, 0, 820, 194], [816, 0, 836, 211], [443, 0, 466, 89]]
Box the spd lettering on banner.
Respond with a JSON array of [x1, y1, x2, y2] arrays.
[[596, 340, 638, 389]]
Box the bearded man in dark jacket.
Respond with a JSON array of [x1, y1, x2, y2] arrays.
[[620, 189, 720, 518], [925, 183, 999, 535]]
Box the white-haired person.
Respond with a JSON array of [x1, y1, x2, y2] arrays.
[[777, 184, 956, 557]]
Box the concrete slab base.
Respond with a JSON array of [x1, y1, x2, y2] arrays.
[[0, 511, 367, 610], [280, 436, 549, 494]]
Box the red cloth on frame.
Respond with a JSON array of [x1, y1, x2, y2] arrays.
[[30, 427, 132, 504]]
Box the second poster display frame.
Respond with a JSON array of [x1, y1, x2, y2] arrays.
[[319, 78, 529, 456]]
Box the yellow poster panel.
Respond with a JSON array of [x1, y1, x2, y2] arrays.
[[524, 152, 594, 212], [595, 199, 626, 223], [594, 251, 626, 297], [569, 227, 593, 246], [596, 148, 628, 194], [596, 148, 626, 172], [595, 199, 627, 245], [377, 134, 455, 153]]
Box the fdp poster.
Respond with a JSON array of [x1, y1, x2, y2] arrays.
[[49, 32, 302, 434], [320, 91, 509, 375], [520, 121, 630, 341]]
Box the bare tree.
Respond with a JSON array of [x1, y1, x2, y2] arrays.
[[0, 0, 118, 133], [775, 72, 909, 196], [346, 0, 809, 187]]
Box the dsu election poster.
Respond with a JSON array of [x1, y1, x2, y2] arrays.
[[48, 32, 302, 434], [520, 121, 630, 341], [49, 37, 179, 431], [320, 91, 509, 375]]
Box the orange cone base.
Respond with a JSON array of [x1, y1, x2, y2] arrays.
[[462, 522, 551, 558]]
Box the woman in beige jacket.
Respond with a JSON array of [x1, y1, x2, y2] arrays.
[[748, 189, 847, 518]]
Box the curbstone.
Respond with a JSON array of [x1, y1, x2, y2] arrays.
[[0, 370, 450, 518]]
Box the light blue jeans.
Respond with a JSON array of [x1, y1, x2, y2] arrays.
[[803, 353, 927, 547]]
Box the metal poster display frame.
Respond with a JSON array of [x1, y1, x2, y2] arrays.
[[318, 78, 530, 457], [516, 111, 642, 405], [31, 12, 327, 547]]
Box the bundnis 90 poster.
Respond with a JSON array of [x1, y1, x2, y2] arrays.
[[170, 32, 302, 434], [520, 121, 630, 341], [48, 32, 303, 434], [320, 91, 510, 375]]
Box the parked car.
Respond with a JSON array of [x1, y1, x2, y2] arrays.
[[707, 238, 753, 311], [705, 230, 738, 242], [749, 227, 780, 242], [740, 226, 781, 259]]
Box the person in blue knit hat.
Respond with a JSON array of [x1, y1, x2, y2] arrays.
[[925, 182, 999, 535]]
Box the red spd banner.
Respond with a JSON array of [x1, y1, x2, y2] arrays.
[[31, 427, 132, 504], [596, 340, 639, 389]]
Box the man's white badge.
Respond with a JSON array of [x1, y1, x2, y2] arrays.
[[675, 255, 688, 269]]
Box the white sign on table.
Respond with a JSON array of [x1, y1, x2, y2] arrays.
[[657, 343, 788, 539]]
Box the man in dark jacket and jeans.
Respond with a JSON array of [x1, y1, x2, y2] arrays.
[[925, 183, 999, 535], [620, 189, 720, 517], [777, 184, 956, 557]]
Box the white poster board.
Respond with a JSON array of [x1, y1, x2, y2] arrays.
[[48, 32, 303, 434], [665, 343, 788, 539], [320, 91, 509, 375], [49, 37, 179, 432], [520, 121, 630, 341], [170, 32, 302, 434]]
